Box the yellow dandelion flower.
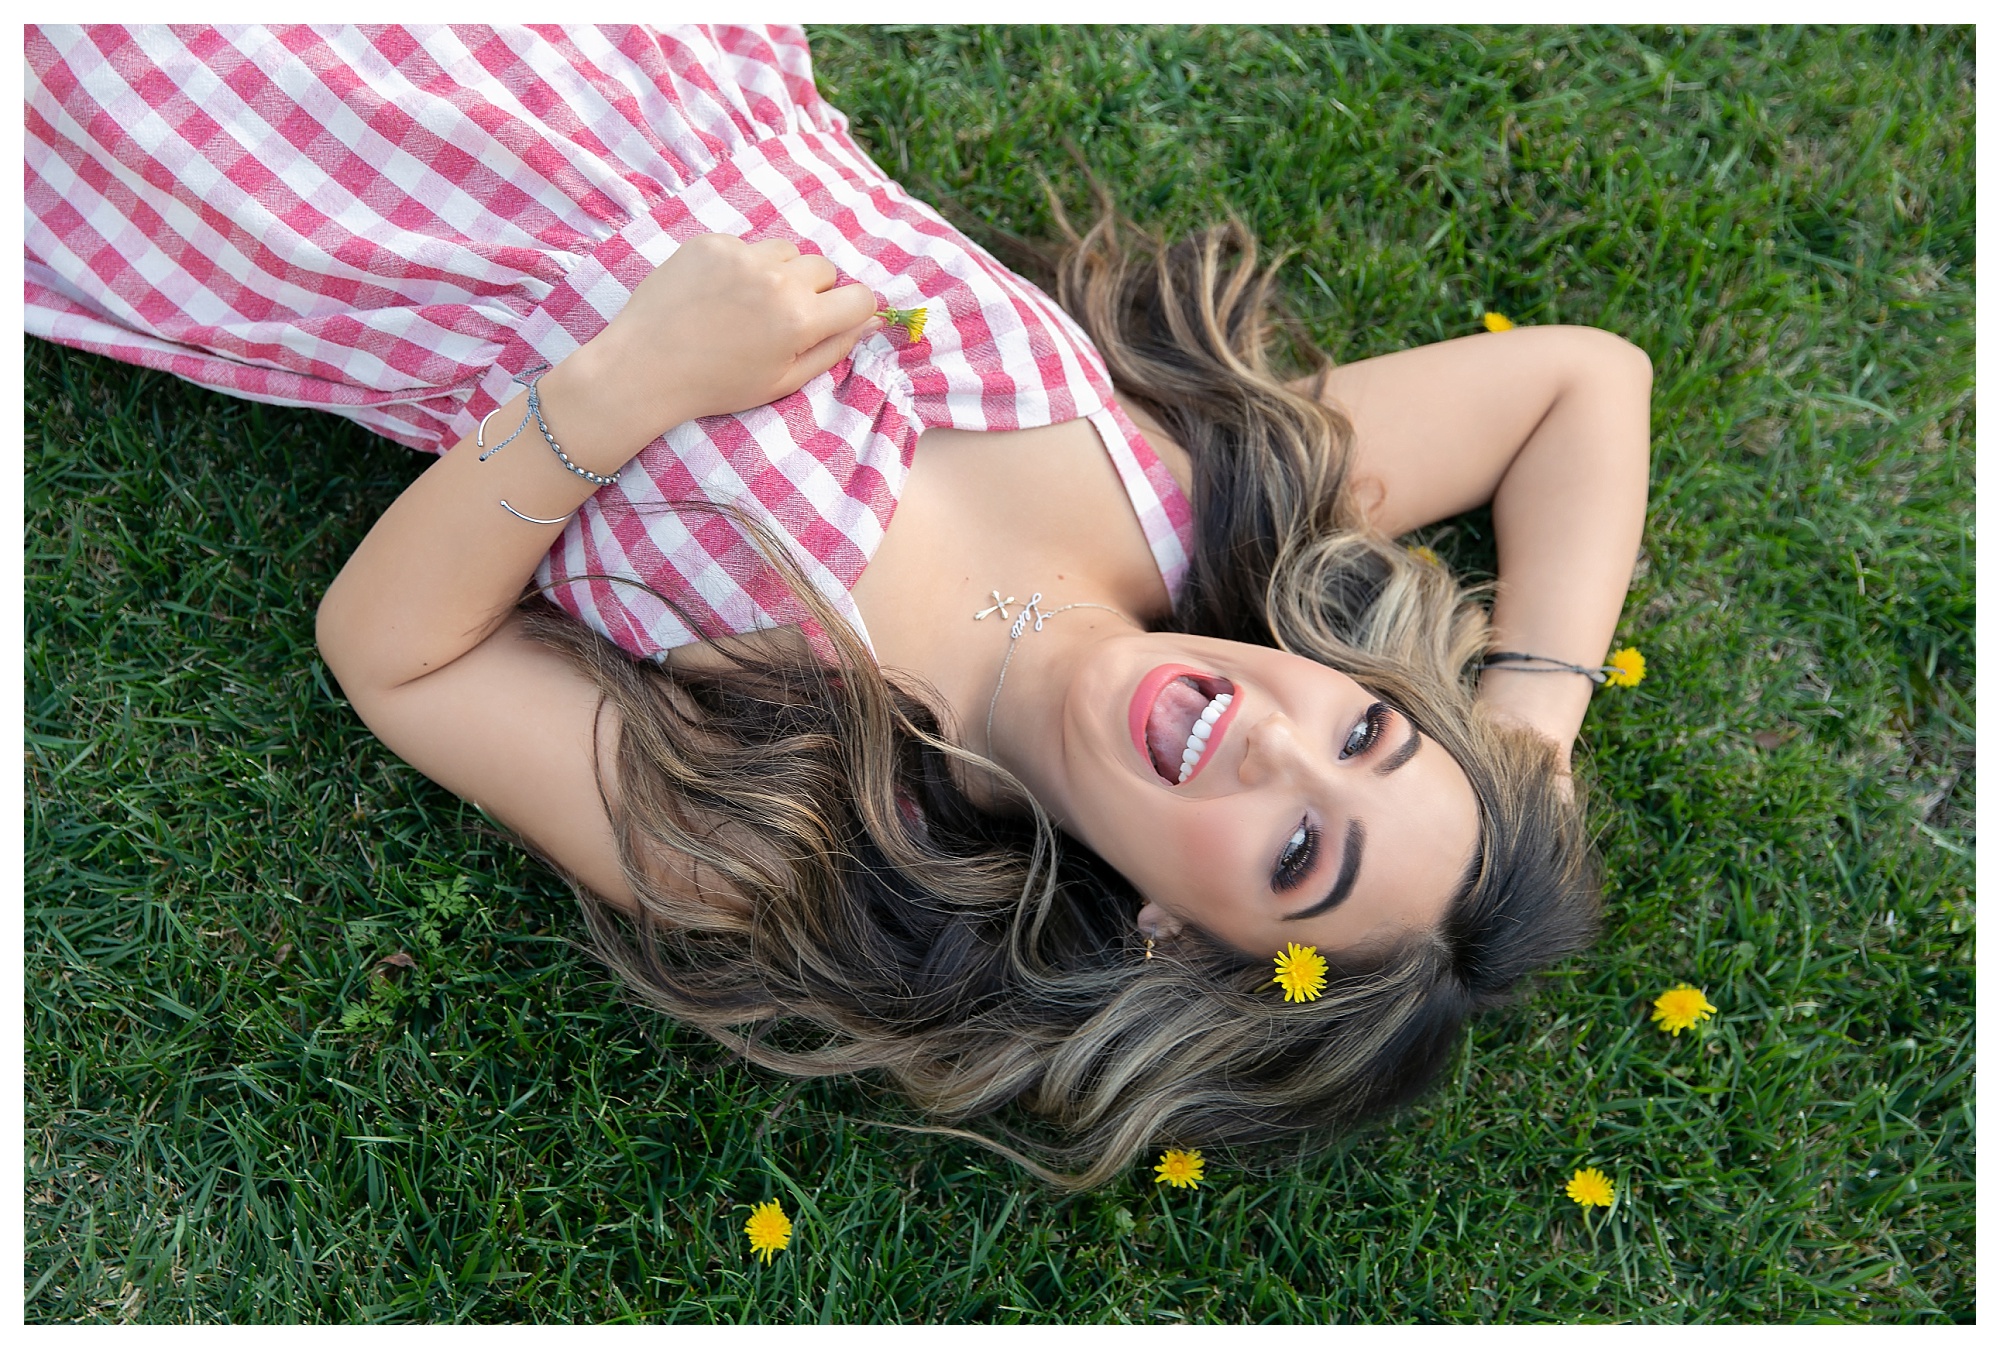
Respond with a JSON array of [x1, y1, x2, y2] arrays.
[[1407, 545, 1441, 566], [1565, 1167, 1615, 1209], [876, 306, 928, 342], [1272, 942, 1328, 1003], [1483, 311, 1516, 332], [1651, 984, 1717, 1036], [1603, 647, 1646, 688], [743, 1199, 792, 1263], [1154, 1148, 1206, 1190]]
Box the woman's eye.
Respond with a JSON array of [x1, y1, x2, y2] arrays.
[[1341, 702, 1390, 758], [1274, 819, 1318, 891]]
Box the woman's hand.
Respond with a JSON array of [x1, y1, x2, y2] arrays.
[[555, 234, 882, 449], [317, 234, 884, 915], [323, 232, 882, 705]]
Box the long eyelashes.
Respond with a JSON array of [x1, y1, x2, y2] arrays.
[[1342, 701, 1390, 759], [1273, 705, 1395, 890], [1276, 705, 1390, 890], [1274, 818, 1318, 891]]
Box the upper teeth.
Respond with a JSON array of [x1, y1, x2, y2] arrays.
[[1177, 692, 1233, 783]]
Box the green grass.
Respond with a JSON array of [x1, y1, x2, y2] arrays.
[[26, 24, 1972, 1322]]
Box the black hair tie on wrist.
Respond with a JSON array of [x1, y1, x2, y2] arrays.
[[1479, 651, 1611, 685]]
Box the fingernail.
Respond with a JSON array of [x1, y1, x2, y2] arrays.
[[864, 316, 885, 335]]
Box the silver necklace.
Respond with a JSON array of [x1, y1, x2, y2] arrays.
[[973, 589, 1128, 756]]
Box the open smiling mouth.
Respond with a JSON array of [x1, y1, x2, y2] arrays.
[[1136, 670, 1240, 786]]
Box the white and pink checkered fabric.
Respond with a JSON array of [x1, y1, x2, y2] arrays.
[[26, 24, 1193, 658]]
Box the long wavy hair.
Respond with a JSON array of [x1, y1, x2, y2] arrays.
[[521, 209, 1601, 1189]]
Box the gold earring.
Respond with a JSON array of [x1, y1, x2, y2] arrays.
[[1144, 936, 1156, 960]]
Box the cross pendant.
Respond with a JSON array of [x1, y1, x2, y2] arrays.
[[973, 591, 1016, 622]]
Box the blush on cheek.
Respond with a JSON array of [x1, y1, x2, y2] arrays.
[[1179, 818, 1234, 871], [1152, 806, 1236, 902]]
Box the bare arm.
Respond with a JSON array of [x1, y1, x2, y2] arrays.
[[1295, 325, 1652, 761], [316, 236, 879, 906]]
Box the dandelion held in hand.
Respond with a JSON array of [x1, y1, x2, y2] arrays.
[[1565, 1167, 1614, 1209], [1651, 984, 1716, 1036], [1272, 942, 1328, 1002], [1154, 1148, 1205, 1190], [1603, 647, 1646, 688], [744, 1199, 792, 1263], [876, 305, 927, 342]]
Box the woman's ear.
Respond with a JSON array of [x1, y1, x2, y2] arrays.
[[1134, 900, 1184, 941]]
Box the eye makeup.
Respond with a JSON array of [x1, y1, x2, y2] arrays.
[[1341, 701, 1390, 758], [1269, 703, 1404, 900], [1273, 819, 1317, 891]]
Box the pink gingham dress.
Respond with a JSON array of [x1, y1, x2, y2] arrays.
[[25, 24, 1194, 658]]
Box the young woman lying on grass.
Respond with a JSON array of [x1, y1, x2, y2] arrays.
[[27, 23, 1650, 1187]]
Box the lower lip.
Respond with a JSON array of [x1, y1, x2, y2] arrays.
[[1128, 663, 1241, 788]]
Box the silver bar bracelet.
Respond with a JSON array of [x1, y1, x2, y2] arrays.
[[499, 498, 573, 526]]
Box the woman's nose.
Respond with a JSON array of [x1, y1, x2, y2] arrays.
[[1237, 712, 1322, 789]]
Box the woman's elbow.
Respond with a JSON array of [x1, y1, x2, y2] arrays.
[[1567, 325, 1654, 389], [1569, 327, 1654, 466], [1612, 331, 1654, 391], [313, 576, 373, 700]]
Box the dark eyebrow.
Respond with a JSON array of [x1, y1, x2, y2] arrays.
[[1376, 718, 1421, 775], [1284, 819, 1365, 922]]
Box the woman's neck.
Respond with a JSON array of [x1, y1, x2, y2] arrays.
[[847, 419, 1174, 795], [970, 593, 1135, 817]]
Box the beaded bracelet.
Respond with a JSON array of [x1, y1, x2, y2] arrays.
[[525, 370, 619, 488]]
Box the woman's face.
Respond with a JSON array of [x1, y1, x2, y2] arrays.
[[1033, 632, 1481, 959]]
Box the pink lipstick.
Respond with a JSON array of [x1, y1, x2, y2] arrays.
[[1129, 664, 1240, 787]]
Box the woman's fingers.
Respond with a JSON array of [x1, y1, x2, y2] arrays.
[[786, 250, 840, 293], [795, 280, 879, 352], [746, 236, 801, 265], [820, 279, 880, 330], [632, 235, 893, 408], [792, 305, 883, 384]]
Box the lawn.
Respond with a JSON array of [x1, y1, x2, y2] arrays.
[[25, 25, 1973, 1322]]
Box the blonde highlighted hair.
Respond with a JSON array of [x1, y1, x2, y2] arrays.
[[522, 210, 1600, 1189]]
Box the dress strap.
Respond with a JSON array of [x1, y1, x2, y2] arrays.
[[1087, 399, 1194, 602]]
